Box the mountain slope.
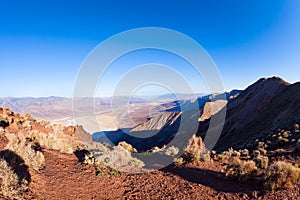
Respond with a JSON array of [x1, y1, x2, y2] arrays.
[[198, 77, 300, 151]]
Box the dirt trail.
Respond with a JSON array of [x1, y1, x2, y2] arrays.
[[28, 149, 299, 200]]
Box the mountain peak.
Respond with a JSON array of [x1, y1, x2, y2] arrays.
[[258, 76, 290, 85]]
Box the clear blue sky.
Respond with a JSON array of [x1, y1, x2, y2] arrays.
[[0, 0, 299, 97]]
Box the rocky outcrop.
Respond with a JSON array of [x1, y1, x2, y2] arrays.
[[199, 100, 227, 122]]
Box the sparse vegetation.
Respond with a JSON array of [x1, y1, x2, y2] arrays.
[[264, 161, 300, 191], [0, 158, 28, 200], [182, 135, 205, 162], [222, 157, 258, 182], [173, 157, 184, 165], [84, 145, 145, 169], [117, 141, 137, 153], [5, 133, 45, 170], [164, 146, 179, 157], [253, 155, 269, 169]]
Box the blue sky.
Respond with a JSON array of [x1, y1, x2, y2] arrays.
[[0, 0, 299, 97]]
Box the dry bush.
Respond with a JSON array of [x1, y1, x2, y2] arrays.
[[0, 158, 28, 200], [117, 141, 137, 153], [173, 157, 184, 165], [27, 130, 85, 154], [38, 119, 51, 129], [295, 124, 299, 132], [239, 149, 249, 157], [183, 135, 205, 162], [200, 151, 211, 162], [258, 148, 267, 155], [223, 157, 258, 182], [85, 145, 145, 169], [164, 146, 179, 157], [5, 133, 45, 171], [254, 156, 269, 169], [264, 161, 300, 191]]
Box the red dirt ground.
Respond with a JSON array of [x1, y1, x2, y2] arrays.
[[27, 149, 300, 200]]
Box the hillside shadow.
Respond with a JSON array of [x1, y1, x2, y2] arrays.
[[0, 149, 31, 183], [161, 165, 260, 195]]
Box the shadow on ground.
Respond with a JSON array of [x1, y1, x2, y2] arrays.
[[162, 165, 262, 196]]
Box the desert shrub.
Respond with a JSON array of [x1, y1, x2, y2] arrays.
[[164, 146, 179, 156], [15, 119, 22, 126], [274, 148, 286, 154], [86, 146, 145, 169], [109, 168, 122, 176], [200, 151, 211, 162], [282, 131, 290, 138], [223, 157, 258, 182], [27, 130, 86, 154], [279, 137, 289, 145], [22, 121, 32, 131], [117, 141, 137, 153], [83, 153, 97, 165], [2, 108, 13, 118], [23, 113, 35, 122], [252, 150, 260, 157], [295, 124, 299, 132], [254, 156, 269, 169], [0, 158, 28, 200], [38, 120, 51, 129], [258, 148, 267, 155], [148, 146, 162, 153], [231, 150, 241, 157], [173, 157, 184, 165], [0, 127, 5, 135], [27, 130, 48, 147], [183, 135, 205, 162], [128, 158, 145, 167], [5, 133, 45, 170], [264, 161, 300, 191], [240, 149, 249, 157]]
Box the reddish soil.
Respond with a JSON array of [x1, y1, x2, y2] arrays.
[[27, 149, 300, 200]]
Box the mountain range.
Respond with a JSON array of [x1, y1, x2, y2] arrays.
[[93, 77, 300, 152]]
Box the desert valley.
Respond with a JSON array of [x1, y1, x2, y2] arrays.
[[1, 1, 300, 199], [1, 77, 300, 199]]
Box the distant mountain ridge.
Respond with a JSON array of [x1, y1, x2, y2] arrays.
[[94, 89, 242, 151], [94, 76, 300, 152]]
